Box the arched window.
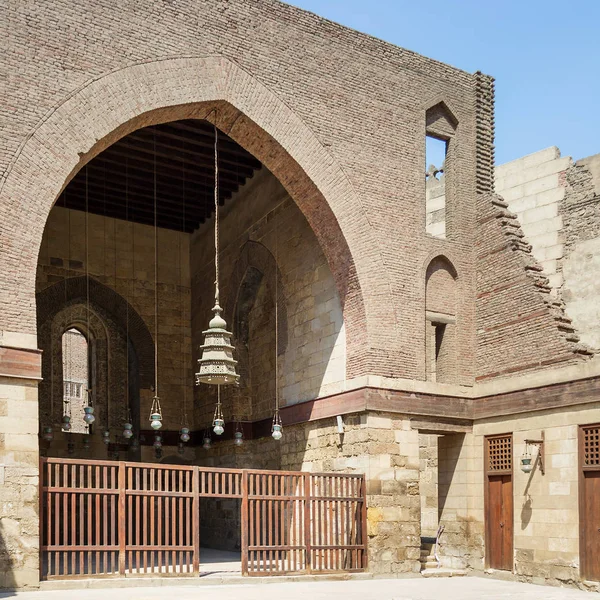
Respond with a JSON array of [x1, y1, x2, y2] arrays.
[[425, 256, 458, 384], [61, 327, 90, 433]]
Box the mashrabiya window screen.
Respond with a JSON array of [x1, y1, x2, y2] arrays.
[[487, 435, 512, 472], [583, 426, 600, 467]]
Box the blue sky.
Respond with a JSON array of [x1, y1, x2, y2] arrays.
[[289, 0, 600, 165]]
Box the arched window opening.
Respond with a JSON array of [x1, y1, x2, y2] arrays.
[[425, 256, 458, 384], [425, 102, 458, 240], [61, 327, 90, 434]]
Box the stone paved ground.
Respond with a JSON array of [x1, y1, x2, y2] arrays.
[[0, 578, 594, 599]]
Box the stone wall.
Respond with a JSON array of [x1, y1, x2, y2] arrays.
[[191, 169, 346, 428], [37, 206, 192, 436], [493, 147, 600, 355], [281, 412, 422, 576], [0, 378, 39, 589], [428, 402, 600, 588]]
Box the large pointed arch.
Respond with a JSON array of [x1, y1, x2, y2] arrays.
[[0, 56, 395, 377]]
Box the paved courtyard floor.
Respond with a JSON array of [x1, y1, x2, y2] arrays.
[[0, 577, 594, 599]]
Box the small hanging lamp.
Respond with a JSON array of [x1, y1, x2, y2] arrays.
[[212, 385, 225, 435], [195, 123, 239, 386], [62, 414, 71, 432], [42, 426, 53, 442], [83, 404, 95, 425], [177, 442, 185, 455], [271, 213, 283, 442], [148, 130, 165, 433], [180, 427, 190, 443], [202, 429, 212, 450], [123, 422, 133, 439], [102, 429, 111, 446], [153, 434, 162, 449], [149, 394, 162, 430], [234, 420, 243, 446]]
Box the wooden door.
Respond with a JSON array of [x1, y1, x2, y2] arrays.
[[487, 474, 513, 570], [580, 424, 600, 581], [582, 472, 600, 581], [485, 434, 513, 571]]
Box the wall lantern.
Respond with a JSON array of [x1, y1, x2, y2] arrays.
[[520, 431, 545, 475]]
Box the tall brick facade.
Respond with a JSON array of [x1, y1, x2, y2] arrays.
[[1, 0, 600, 592]]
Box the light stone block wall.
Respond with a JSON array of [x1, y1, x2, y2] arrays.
[[0, 378, 40, 589], [419, 433, 439, 537], [444, 403, 600, 586], [495, 147, 571, 293], [191, 168, 346, 425], [562, 237, 600, 350], [280, 412, 421, 575], [37, 207, 192, 433]]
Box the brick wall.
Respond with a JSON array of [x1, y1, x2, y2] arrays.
[[1, 0, 485, 383]]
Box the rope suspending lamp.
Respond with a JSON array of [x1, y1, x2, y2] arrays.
[[271, 210, 283, 441], [195, 120, 239, 437], [149, 130, 164, 436], [83, 165, 96, 429]]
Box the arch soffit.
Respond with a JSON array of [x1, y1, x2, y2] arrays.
[[0, 56, 378, 348]]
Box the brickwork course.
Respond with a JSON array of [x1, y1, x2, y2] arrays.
[[2, 0, 600, 593]]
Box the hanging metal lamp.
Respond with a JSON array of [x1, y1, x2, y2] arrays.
[[148, 132, 165, 434], [195, 123, 239, 386]]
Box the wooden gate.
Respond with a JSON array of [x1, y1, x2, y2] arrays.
[[40, 458, 366, 580]]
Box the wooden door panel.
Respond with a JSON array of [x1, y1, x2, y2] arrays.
[[487, 474, 513, 571], [500, 475, 513, 571], [583, 471, 600, 581]]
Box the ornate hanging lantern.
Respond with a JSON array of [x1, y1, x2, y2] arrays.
[[180, 427, 190, 443], [82, 436, 90, 451], [83, 404, 95, 425], [234, 421, 243, 446], [42, 426, 53, 442], [149, 394, 162, 430], [123, 422, 133, 439], [153, 434, 162, 449], [202, 430, 212, 450], [272, 411, 283, 441], [195, 124, 239, 386], [62, 414, 71, 432], [212, 385, 225, 435], [102, 430, 110, 446]]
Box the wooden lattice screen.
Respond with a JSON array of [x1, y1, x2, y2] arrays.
[[40, 458, 367, 580], [582, 425, 600, 468], [486, 434, 513, 473]]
